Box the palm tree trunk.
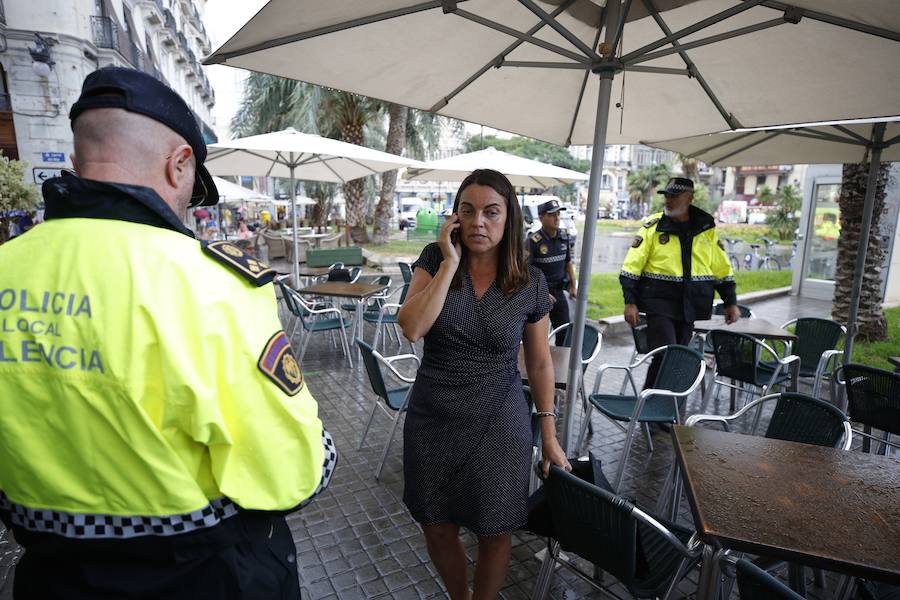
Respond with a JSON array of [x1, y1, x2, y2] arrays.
[[341, 122, 369, 243], [832, 161, 889, 342], [372, 104, 408, 245]]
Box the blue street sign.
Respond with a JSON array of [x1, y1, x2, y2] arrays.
[[41, 152, 66, 163]]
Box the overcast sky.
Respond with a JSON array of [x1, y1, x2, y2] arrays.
[[202, 0, 507, 143]]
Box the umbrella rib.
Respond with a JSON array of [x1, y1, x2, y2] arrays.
[[830, 125, 873, 146], [620, 0, 766, 64], [883, 133, 900, 148], [754, 0, 900, 44], [784, 129, 866, 146], [344, 157, 382, 176], [516, 0, 599, 59], [709, 131, 784, 164], [453, 9, 590, 65], [321, 159, 348, 184], [564, 12, 605, 146], [640, 0, 742, 130], [609, 0, 634, 54], [624, 65, 690, 76], [428, 0, 576, 112], [208, 0, 448, 64], [673, 131, 757, 159], [501, 61, 587, 70], [628, 18, 789, 66]]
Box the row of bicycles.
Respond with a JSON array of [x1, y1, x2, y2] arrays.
[[720, 237, 795, 271]]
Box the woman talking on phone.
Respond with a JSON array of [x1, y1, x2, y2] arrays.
[[398, 169, 570, 600]]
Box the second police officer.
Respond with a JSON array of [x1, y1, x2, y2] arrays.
[[527, 199, 577, 345]]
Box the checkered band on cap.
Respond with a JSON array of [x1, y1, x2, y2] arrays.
[[0, 491, 238, 539]]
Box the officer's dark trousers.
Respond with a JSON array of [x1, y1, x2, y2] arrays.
[[13, 511, 301, 600], [549, 288, 570, 346], [643, 313, 693, 389]]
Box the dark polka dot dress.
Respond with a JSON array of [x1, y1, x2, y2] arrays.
[[403, 243, 551, 536]]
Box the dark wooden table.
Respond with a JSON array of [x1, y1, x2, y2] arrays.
[[692, 316, 797, 342], [297, 282, 389, 365], [517, 345, 571, 390], [672, 425, 900, 599], [889, 356, 900, 373]]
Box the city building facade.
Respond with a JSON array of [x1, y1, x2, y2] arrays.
[[0, 0, 215, 187]]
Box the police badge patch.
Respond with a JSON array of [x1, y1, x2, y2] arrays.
[[258, 331, 304, 395], [631, 236, 643, 248], [539, 244, 549, 255], [659, 233, 670, 245]]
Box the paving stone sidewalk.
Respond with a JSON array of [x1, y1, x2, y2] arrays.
[[0, 293, 837, 599]]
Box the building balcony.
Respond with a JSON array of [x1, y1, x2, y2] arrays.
[[143, 0, 163, 26], [91, 16, 118, 50], [126, 40, 144, 70], [163, 7, 176, 31]]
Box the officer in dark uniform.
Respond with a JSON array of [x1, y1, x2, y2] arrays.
[[527, 199, 577, 345]]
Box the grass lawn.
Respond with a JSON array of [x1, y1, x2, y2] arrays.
[[361, 239, 430, 257], [581, 220, 787, 244], [586, 270, 793, 320], [851, 305, 900, 371]]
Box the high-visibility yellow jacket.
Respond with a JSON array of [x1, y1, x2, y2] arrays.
[[0, 176, 326, 543], [619, 207, 736, 322]]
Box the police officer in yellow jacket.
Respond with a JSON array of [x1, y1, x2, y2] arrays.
[[0, 67, 334, 599], [620, 177, 740, 387]]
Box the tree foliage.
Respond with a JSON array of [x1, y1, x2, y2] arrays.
[[764, 184, 801, 241], [0, 153, 40, 213]]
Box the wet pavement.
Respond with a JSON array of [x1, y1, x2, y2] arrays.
[[1, 286, 845, 600]]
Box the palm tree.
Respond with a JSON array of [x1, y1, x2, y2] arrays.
[[765, 184, 801, 242], [677, 154, 700, 181], [626, 163, 671, 218], [832, 161, 889, 342]]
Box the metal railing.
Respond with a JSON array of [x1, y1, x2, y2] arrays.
[[91, 16, 118, 50], [127, 40, 144, 70], [163, 8, 176, 30], [0, 0, 6, 26]]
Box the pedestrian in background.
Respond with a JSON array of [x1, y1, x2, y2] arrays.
[[399, 169, 570, 600], [526, 199, 577, 345], [0, 67, 334, 599], [620, 177, 739, 388]]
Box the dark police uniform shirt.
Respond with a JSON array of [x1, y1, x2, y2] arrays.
[[527, 228, 570, 289]]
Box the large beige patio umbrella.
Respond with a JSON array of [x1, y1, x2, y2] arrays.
[[206, 0, 900, 452], [206, 128, 422, 287], [405, 147, 589, 187], [648, 117, 900, 363]]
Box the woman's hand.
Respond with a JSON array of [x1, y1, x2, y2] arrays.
[[541, 435, 571, 478], [438, 214, 462, 266]]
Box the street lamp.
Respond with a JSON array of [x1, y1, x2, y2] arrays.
[[29, 33, 55, 78]]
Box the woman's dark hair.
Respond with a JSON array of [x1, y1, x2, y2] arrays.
[[450, 169, 530, 295]]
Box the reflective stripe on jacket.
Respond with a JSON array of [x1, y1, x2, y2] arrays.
[[619, 206, 736, 322]]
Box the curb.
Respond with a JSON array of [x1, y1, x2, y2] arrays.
[[595, 286, 793, 337]]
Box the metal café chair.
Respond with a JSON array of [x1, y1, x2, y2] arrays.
[[398, 261, 412, 285], [279, 283, 353, 367], [700, 330, 800, 417], [620, 313, 650, 394], [835, 364, 900, 455], [765, 317, 845, 399], [530, 464, 702, 600], [365, 282, 416, 356], [725, 557, 805, 600], [548, 321, 603, 425], [356, 339, 418, 479], [578, 344, 706, 491]]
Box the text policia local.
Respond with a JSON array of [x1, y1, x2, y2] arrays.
[[0, 289, 105, 373]]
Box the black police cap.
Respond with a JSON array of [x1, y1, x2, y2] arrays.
[[657, 177, 694, 196], [69, 66, 218, 207], [538, 199, 562, 215]]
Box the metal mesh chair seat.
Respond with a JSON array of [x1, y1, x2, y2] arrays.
[[757, 361, 809, 381], [839, 364, 900, 454], [790, 317, 844, 372], [763, 392, 848, 446], [590, 394, 680, 423], [735, 559, 804, 600], [701, 304, 754, 353], [384, 386, 411, 411], [533, 465, 699, 600], [302, 316, 352, 332]]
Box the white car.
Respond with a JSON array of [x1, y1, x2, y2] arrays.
[[398, 198, 425, 230]]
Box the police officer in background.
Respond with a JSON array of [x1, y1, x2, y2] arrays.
[[620, 177, 740, 388], [0, 67, 334, 599], [527, 199, 577, 345]]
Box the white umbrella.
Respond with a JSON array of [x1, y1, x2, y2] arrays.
[[206, 0, 900, 452], [213, 176, 273, 203], [406, 147, 589, 187], [649, 117, 900, 363], [205, 128, 422, 286]]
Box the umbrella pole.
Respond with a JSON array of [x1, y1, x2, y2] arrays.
[[842, 122, 886, 365], [561, 0, 620, 454], [290, 158, 301, 289]]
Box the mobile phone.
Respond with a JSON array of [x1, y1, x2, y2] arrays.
[[450, 212, 459, 246]]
